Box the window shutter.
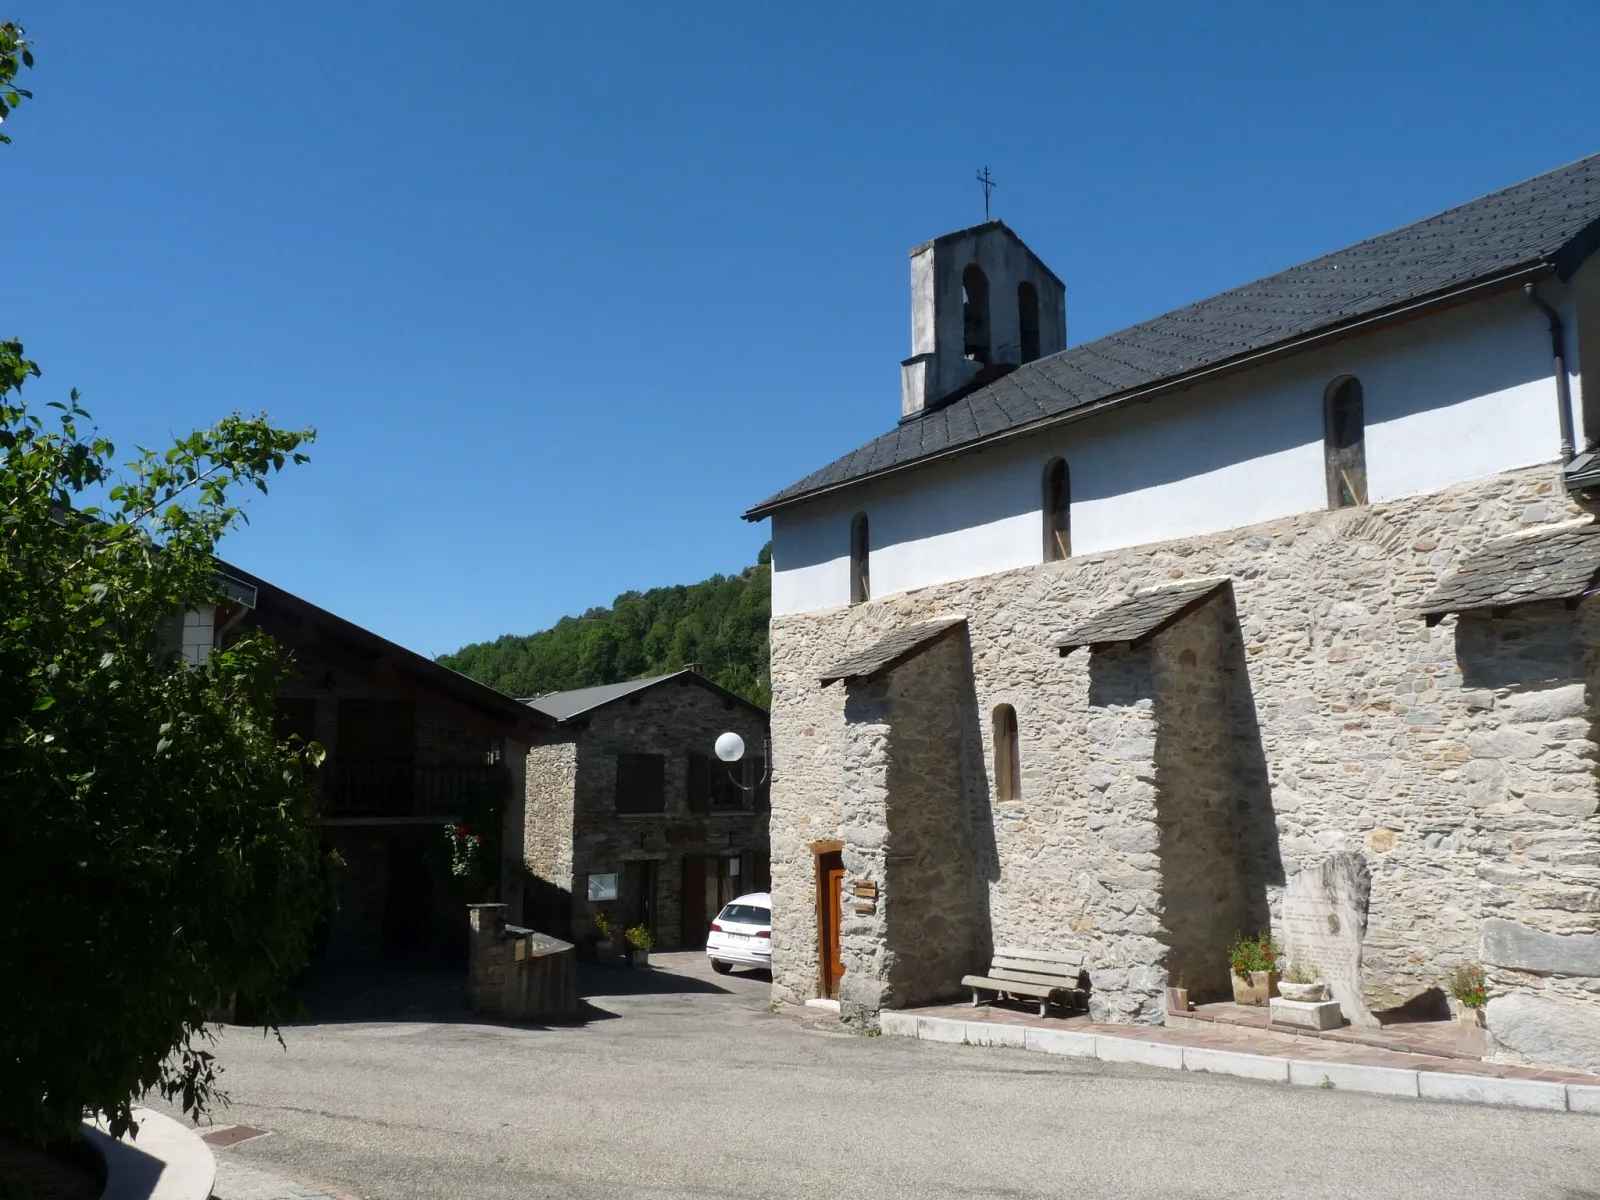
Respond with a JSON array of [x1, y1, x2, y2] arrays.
[[687, 752, 711, 814]]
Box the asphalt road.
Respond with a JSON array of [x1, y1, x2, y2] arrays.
[[168, 952, 1600, 1200]]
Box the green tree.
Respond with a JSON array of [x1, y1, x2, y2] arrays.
[[439, 549, 773, 708], [0, 27, 325, 1144]]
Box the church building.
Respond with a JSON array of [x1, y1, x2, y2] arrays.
[[744, 153, 1600, 1072]]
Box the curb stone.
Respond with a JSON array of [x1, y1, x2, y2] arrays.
[[883, 1011, 1599, 1114]]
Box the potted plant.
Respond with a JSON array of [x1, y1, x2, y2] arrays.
[[592, 912, 616, 962], [1228, 931, 1282, 1006], [1447, 964, 1488, 1026], [1277, 961, 1327, 1003], [624, 923, 654, 968]]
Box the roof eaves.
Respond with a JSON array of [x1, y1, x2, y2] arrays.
[[743, 259, 1555, 522]]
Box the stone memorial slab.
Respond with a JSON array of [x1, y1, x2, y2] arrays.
[[1269, 997, 1344, 1030], [1281, 852, 1376, 1027]]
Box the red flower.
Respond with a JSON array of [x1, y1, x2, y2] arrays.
[[473, 835, 483, 845], [456, 825, 468, 837]]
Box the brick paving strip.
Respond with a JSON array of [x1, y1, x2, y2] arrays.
[[196, 1136, 362, 1200], [877, 1003, 1600, 1114]]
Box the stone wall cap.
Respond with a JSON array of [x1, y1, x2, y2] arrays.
[[818, 616, 967, 685], [1055, 577, 1232, 654], [1419, 519, 1600, 624]]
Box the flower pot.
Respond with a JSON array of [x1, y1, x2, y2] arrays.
[[627, 948, 650, 968], [1277, 981, 1327, 1002], [1231, 970, 1279, 1006], [595, 938, 616, 962]]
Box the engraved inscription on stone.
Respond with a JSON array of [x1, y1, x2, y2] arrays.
[[1281, 852, 1374, 1028]]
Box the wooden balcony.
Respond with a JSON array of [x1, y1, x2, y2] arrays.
[[320, 759, 508, 819]]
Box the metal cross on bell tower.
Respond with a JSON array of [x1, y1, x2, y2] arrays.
[[976, 166, 997, 221]]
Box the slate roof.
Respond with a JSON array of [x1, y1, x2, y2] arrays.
[[524, 670, 767, 723], [817, 616, 967, 685], [1418, 521, 1600, 624], [1055, 579, 1231, 654], [748, 152, 1600, 520]]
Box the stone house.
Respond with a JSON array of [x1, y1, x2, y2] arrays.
[[208, 561, 549, 964], [518, 670, 770, 951], [743, 153, 1600, 1072]]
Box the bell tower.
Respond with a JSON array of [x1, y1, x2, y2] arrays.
[[899, 222, 1065, 418]]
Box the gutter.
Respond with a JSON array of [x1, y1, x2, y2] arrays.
[[1522, 282, 1578, 465], [745, 261, 1556, 521]]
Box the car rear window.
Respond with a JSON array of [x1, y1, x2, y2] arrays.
[[719, 904, 770, 926]]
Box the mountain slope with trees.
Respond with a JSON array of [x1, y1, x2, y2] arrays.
[[439, 545, 773, 709]]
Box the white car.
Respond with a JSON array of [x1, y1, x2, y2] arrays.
[[706, 892, 772, 974]]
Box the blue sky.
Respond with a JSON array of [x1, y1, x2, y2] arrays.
[[11, 2, 1600, 656]]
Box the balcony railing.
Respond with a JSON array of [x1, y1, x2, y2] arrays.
[[320, 759, 508, 819]]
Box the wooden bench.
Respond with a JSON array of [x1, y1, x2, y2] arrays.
[[961, 949, 1088, 1017]]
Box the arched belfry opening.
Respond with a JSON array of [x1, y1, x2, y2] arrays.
[[899, 222, 1065, 418], [1018, 281, 1040, 364], [962, 264, 991, 366]]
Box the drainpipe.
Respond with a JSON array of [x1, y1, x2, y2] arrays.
[[1524, 282, 1577, 465]]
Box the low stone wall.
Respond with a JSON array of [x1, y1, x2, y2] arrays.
[[468, 903, 578, 1022]]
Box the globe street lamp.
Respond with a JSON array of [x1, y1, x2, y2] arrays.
[[714, 730, 769, 792]]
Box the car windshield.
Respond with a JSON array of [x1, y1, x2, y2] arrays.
[[718, 904, 770, 926]]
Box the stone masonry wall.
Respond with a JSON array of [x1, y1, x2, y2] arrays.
[[768, 462, 1600, 1039], [521, 677, 769, 949], [836, 633, 986, 1024]]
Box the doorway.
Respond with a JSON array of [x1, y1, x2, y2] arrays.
[[680, 855, 743, 948], [624, 859, 659, 940], [815, 846, 844, 999]]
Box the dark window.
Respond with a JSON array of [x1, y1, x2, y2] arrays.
[[849, 512, 870, 605], [615, 752, 666, 814], [275, 697, 318, 744], [993, 704, 1020, 801], [962, 264, 991, 365], [686, 752, 712, 814], [1018, 281, 1040, 363], [1324, 376, 1367, 508], [713, 758, 760, 811], [1042, 458, 1070, 562]]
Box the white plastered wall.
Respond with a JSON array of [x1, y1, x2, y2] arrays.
[[771, 286, 1575, 616]]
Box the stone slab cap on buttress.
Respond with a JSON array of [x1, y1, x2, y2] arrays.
[[1054, 577, 1232, 654], [1418, 518, 1600, 625], [817, 616, 967, 685]]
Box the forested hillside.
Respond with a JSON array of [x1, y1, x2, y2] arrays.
[[438, 545, 773, 708]]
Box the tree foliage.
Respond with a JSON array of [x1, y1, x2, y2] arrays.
[[439, 546, 773, 709], [0, 31, 324, 1144]]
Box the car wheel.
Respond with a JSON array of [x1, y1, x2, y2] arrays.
[[711, 959, 733, 975]]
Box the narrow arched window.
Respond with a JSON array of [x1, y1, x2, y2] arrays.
[[1324, 376, 1367, 508], [1042, 458, 1070, 562], [1018, 281, 1040, 364], [849, 512, 870, 605], [962, 264, 991, 365], [993, 704, 1020, 801]]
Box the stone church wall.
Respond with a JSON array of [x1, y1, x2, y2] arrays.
[[768, 462, 1600, 1052], [836, 633, 987, 1023]]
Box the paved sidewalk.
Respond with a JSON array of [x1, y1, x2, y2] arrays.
[[887, 1000, 1600, 1111]]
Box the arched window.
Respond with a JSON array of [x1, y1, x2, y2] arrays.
[[1042, 458, 1070, 562], [993, 704, 1020, 801], [1018, 281, 1040, 364], [962, 264, 991, 365], [849, 512, 870, 605], [1324, 376, 1367, 508]]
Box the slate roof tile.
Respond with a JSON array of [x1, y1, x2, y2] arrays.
[[749, 153, 1600, 518], [1055, 579, 1232, 652], [817, 616, 967, 685], [1418, 521, 1600, 622]]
